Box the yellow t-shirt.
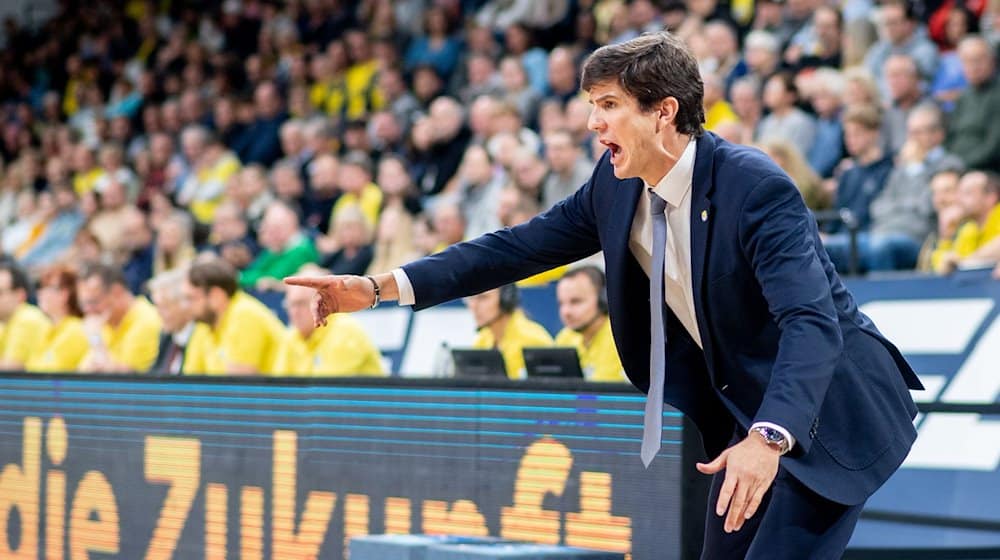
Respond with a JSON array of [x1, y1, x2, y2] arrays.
[[932, 203, 1000, 271], [26, 316, 89, 373], [344, 60, 385, 119], [705, 100, 740, 131], [73, 167, 104, 196], [84, 297, 162, 372], [183, 292, 286, 375], [0, 304, 52, 368], [472, 310, 553, 379], [272, 314, 385, 377], [330, 182, 383, 230], [189, 152, 241, 224], [554, 318, 626, 383]]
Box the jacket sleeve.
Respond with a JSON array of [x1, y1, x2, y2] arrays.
[[403, 162, 604, 310], [738, 174, 843, 453]]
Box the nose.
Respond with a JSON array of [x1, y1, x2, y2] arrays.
[[587, 108, 604, 132]]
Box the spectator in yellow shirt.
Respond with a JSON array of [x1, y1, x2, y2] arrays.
[[933, 171, 1000, 273], [467, 284, 553, 379], [329, 151, 383, 231], [76, 262, 163, 372], [0, 261, 52, 370], [272, 278, 385, 376], [183, 256, 286, 375], [553, 267, 626, 382], [26, 265, 88, 373]]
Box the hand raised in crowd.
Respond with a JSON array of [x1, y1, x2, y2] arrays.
[[283, 275, 379, 327]]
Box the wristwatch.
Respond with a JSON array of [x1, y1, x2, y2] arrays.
[[750, 426, 790, 455]]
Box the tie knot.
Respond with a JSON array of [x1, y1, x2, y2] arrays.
[[649, 191, 667, 215]]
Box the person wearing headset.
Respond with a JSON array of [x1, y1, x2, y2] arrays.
[[554, 266, 627, 382], [465, 283, 553, 379]]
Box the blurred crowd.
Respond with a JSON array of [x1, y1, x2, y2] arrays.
[[0, 0, 999, 376]]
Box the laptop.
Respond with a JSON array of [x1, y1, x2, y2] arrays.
[[522, 347, 585, 379], [451, 348, 508, 378]]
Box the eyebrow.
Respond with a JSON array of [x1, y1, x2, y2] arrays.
[[589, 93, 620, 104]]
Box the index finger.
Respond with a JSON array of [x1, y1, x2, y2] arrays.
[[283, 276, 326, 288]]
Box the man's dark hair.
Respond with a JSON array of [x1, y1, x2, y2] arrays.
[[581, 31, 705, 137], [0, 259, 32, 298], [78, 261, 128, 291], [188, 257, 239, 298]]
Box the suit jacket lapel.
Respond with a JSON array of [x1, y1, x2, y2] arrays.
[[690, 133, 717, 364], [604, 176, 644, 289]]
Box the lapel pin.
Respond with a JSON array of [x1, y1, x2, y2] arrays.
[[701, 209, 709, 222]]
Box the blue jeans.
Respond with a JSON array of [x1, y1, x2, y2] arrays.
[[823, 232, 922, 274]]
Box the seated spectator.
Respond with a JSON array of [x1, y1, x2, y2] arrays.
[[17, 186, 85, 271], [232, 81, 288, 167], [183, 256, 286, 375], [831, 104, 894, 233], [227, 165, 275, 231], [500, 56, 543, 128], [411, 97, 472, 197], [404, 6, 462, 81], [77, 262, 162, 373], [729, 78, 763, 146], [702, 72, 739, 133], [542, 129, 592, 210], [917, 168, 963, 271], [26, 265, 88, 373], [466, 284, 553, 379], [822, 104, 895, 272], [932, 171, 1000, 273], [329, 151, 383, 230], [757, 140, 829, 211], [786, 6, 844, 72], [120, 207, 156, 295], [304, 154, 341, 234], [93, 143, 140, 201], [273, 270, 385, 376], [321, 206, 375, 275], [153, 210, 197, 277], [87, 178, 134, 257], [554, 267, 626, 382], [866, 105, 965, 271], [148, 268, 195, 375], [432, 202, 468, 250], [758, 72, 818, 155], [240, 201, 319, 291], [0, 260, 52, 371], [804, 68, 846, 178], [881, 54, 930, 155], [208, 201, 257, 265], [454, 145, 505, 238], [929, 5, 975, 110], [368, 205, 421, 275], [175, 125, 241, 224], [947, 36, 1000, 172], [864, 0, 940, 88]]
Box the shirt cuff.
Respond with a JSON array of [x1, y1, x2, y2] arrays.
[[391, 268, 416, 306], [750, 421, 796, 451]]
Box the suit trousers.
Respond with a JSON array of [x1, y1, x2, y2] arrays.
[[700, 465, 865, 559]]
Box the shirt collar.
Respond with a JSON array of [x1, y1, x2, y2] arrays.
[[645, 139, 696, 208]]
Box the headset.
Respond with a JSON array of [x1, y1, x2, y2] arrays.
[[498, 283, 521, 314]]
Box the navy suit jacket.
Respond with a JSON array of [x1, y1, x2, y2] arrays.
[[403, 133, 921, 506]]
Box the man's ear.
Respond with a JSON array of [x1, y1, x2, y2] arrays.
[[657, 97, 680, 129]]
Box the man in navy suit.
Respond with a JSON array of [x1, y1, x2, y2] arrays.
[[288, 31, 922, 559]]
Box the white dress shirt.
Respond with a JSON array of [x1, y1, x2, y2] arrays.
[[393, 137, 794, 449]]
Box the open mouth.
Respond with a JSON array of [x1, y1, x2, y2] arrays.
[[601, 140, 622, 163]]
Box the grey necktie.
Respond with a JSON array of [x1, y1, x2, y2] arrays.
[[642, 191, 668, 467]]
